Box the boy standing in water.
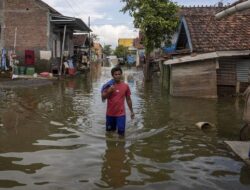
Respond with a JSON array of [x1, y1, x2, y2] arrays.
[[102, 67, 134, 136]]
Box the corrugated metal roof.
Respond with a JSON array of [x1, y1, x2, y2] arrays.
[[164, 50, 250, 65], [50, 15, 91, 32]]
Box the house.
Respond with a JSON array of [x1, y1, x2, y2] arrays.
[[133, 32, 145, 67], [0, 0, 91, 73], [118, 38, 137, 66], [73, 34, 90, 54], [118, 38, 134, 48], [92, 42, 103, 62], [73, 34, 90, 66], [162, 6, 250, 98]]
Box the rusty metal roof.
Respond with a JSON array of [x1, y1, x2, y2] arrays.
[[73, 34, 89, 47]]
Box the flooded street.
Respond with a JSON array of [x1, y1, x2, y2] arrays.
[[0, 66, 250, 190]]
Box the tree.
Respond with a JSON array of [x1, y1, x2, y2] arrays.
[[114, 45, 128, 58], [121, 0, 179, 81], [90, 33, 99, 42], [103, 45, 113, 56], [90, 33, 99, 47]]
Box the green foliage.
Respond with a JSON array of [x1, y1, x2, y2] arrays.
[[90, 33, 99, 43], [90, 33, 98, 41], [103, 45, 113, 56], [89, 33, 98, 47], [114, 45, 128, 58], [121, 0, 179, 53]]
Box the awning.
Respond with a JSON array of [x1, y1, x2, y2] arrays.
[[50, 14, 91, 32], [164, 50, 250, 65]]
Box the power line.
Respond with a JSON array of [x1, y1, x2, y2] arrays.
[[63, 0, 79, 17], [69, 0, 85, 18], [74, 0, 87, 14]]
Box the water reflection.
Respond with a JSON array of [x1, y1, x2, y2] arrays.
[[0, 179, 25, 188], [0, 156, 47, 174], [240, 165, 250, 185], [101, 137, 131, 188], [0, 66, 250, 189]]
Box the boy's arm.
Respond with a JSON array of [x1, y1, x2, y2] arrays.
[[126, 96, 134, 119]]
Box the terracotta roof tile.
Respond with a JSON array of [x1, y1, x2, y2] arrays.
[[180, 7, 250, 53]]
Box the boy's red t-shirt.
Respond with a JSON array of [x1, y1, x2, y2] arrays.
[[105, 82, 131, 116]]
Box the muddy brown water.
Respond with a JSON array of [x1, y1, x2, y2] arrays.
[[0, 66, 249, 189]]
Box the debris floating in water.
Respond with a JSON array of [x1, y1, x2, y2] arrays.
[[0, 124, 3, 127], [50, 121, 64, 126], [195, 122, 214, 129]]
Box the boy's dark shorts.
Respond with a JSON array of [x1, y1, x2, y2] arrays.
[[106, 115, 126, 135]]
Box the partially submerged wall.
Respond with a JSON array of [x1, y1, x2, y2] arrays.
[[170, 59, 217, 98]]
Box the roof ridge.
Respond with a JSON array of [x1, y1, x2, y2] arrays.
[[181, 5, 228, 8], [36, 0, 61, 15]]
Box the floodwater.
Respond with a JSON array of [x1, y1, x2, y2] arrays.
[[0, 66, 250, 190]]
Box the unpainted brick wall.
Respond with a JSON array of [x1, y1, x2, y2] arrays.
[[4, 0, 48, 52]]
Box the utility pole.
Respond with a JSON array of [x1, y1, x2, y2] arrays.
[[88, 16, 91, 62], [59, 25, 67, 76], [14, 27, 17, 54]]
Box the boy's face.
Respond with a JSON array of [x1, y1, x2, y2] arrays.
[[112, 71, 122, 82]]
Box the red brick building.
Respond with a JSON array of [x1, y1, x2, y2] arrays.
[[0, 0, 90, 71]]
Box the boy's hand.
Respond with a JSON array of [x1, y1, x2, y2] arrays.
[[107, 85, 115, 94], [131, 112, 135, 119]]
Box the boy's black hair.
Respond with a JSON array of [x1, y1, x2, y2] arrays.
[[111, 66, 123, 76]]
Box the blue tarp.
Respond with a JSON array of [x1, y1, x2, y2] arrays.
[[127, 55, 136, 65], [163, 44, 176, 53]]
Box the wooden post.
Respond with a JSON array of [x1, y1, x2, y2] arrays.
[[59, 25, 67, 76], [236, 81, 240, 94], [88, 16, 91, 62], [159, 62, 163, 84], [144, 53, 151, 81], [14, 27, 17, 54]]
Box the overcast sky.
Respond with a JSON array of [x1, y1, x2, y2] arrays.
[[42, 0, 237, 48]]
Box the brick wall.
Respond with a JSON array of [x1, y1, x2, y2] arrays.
[[0, 1, 4, 50], [4, 0, 48, 52]]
